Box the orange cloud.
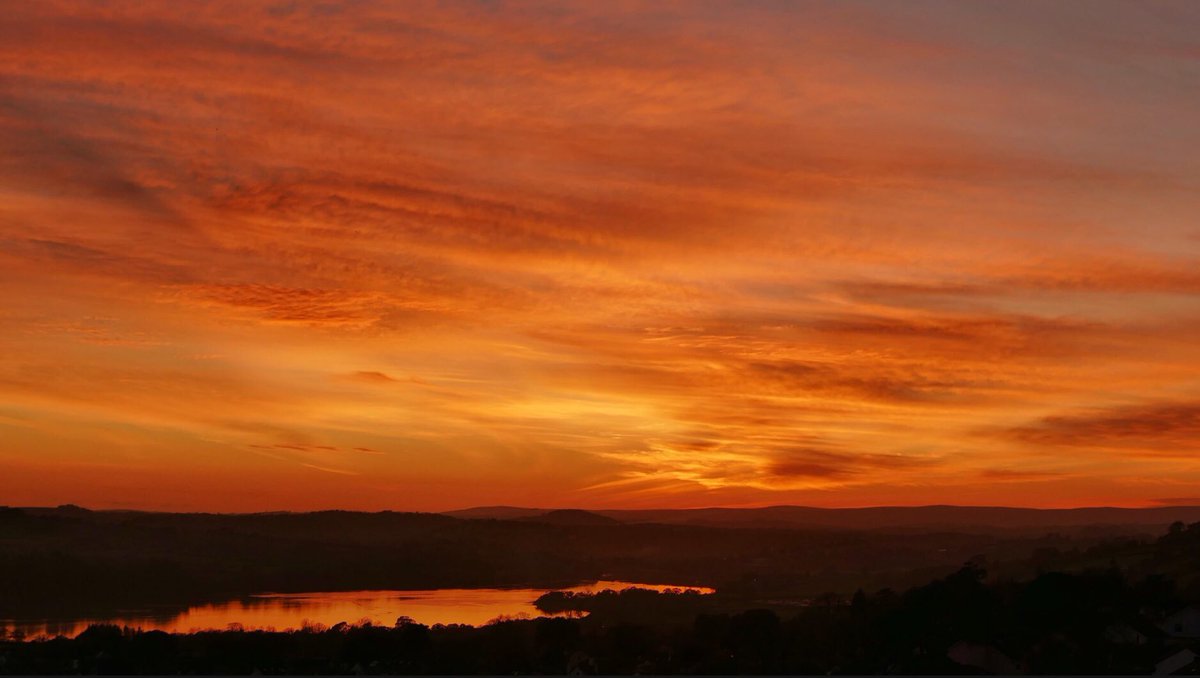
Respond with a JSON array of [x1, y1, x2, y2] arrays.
[[0, 1, 1198, 511], [1005, 401, 1200, 456]]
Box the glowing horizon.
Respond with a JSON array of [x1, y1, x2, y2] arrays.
[[2, 1, 1199, 512]]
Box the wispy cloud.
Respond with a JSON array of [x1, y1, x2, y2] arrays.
[[1005, 401, 1200, 455], [1, 1, 1198, 510]]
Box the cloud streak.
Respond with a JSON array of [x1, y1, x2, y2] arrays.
[[1, 1, 1198, 510], [1006, 402, 1200, 455]]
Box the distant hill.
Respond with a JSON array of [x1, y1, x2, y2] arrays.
[[444, 504, 1200, 533], [442, 506, 547, 520], [7, 502, 1197, 623], [518, 509, 622, 527]]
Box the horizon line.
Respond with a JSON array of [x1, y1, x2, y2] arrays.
[[13, 502, 1200, 515]]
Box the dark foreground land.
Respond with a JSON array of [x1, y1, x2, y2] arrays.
[[4, 505, 1200, 673]]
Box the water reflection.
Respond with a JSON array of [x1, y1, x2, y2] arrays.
[[1, 581, 714, 640]]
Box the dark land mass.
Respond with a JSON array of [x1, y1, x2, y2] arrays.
[[5, 505, 1200, 673], [5, 522, 1200, 674], [3, 503, 1192, 620], [446, 503, 1200, 532], [444, 506, 547, 521], [516, 509, 622, 527]]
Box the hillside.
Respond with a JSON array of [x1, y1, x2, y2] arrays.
[[445, 504, 1200, 533]]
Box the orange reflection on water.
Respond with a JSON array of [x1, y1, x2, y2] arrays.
[[3, 581, 715, 640]]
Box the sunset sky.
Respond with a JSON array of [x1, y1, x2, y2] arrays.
[[2, 1, 1199, 511]]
